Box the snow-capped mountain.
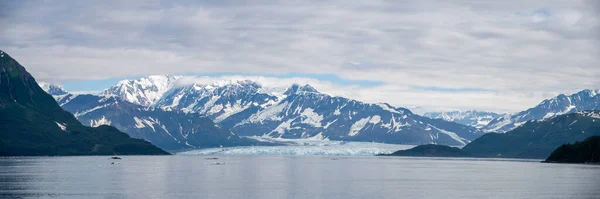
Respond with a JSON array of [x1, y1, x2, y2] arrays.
[[43, 75, 486, 146], [100, 75, 181, 106], [38, 82, 68, 96], [423, 111, 504, 129], [464, 110, 600, 159], [155, 80, 281, 124], [483, 89, 600, 133], [151, 78, 484, 146], [227, 84, 482, 145], [40, 84, 254, 151]]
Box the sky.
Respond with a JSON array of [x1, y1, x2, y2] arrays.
[[0, 0, 599, 113]]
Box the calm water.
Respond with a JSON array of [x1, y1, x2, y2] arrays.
[[0, 156, 599, 199]]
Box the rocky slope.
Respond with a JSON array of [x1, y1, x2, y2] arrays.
[[56, 93, 255, 151], [483, 90, 600, 133], [0, 50, 169, 156], [463, 111, 600, 159]]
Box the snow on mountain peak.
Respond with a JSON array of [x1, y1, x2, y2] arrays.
[[100, 75, 181, 106], [482, 88, 600, 133], [38, 82, 68, 96], [424, 110, 503, 129], [585, 89, 600, 97], [284, 84, 319, 95]]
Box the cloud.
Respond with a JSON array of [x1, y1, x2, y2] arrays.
[[1, 0, 598, 113]]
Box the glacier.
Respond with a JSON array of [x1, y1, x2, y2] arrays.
[[178, 137, 416, 156]]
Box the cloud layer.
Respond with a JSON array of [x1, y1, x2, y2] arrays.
[[1, 0, 598, 113]]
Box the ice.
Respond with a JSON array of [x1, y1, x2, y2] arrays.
[[333, 109, 341, 115], [269, 119, 294, 136], [578, 111, 600, 119], [376, 103, 402, 114], [199, 95, 221, 114], [348, 117, 371, 136], [133, 117, 156, 132], [55, 122, 67, 131], [369, 115, 382, 124], [245, 101, 288, 123], [178, 138, 415, 156], [74, 103, 111, 117], [430, 126, 467, 146], [300, 108, 323, 127], [483, 117, 514, 133], [90, 116, 111, 127], [323, 119, 338, 129], [569, 120, 578, 126], [133, 117, 146, 129], [214, 100, 252, 122], [208, 104, 224, 115], [100, 75, 181, 106], [57, 94, 78, 106]]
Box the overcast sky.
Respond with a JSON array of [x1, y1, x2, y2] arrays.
[[1, 0, 599, 113]]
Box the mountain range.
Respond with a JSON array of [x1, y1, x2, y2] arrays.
[[423, 111, 504, 129], [46, 75, 484, 147], [0, 50, 168, 156], [482, 89, 600, 133], [463, 111, 600, 159], [47, 73, 600, 150], [6, 47, 600, 159], [425, 90, 600, 133], [53, 93, 257, 151]]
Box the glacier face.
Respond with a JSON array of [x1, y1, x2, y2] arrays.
[[423, 111, 504, 129], [482, 89, 600, 133], [178, 138, 416, 156]]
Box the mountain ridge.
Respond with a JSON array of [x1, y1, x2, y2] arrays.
[[423, 110, 504, 129], [463, 110, 600, 159], [482, 89, 600, 133], [0, 50, 169, 156], [42, 86, 260, 151], [68, 75, 486, 146]]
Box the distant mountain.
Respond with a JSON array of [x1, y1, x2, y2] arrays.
[[380, 144, 473, 157], [100, 75, 181, 106], [38, 82, 68, 96], [544, 136, 600, 164], [230, 85, 483, 146], [57, 75, 485, 146], [150, 79, 484, 146], [483, 89, 600, 133], [463, 111, 600, 159], [423, 111, 503, 129], [155, 80, 280, 124], [0, 50, 169, 156], [42, 88, 257, 151]]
